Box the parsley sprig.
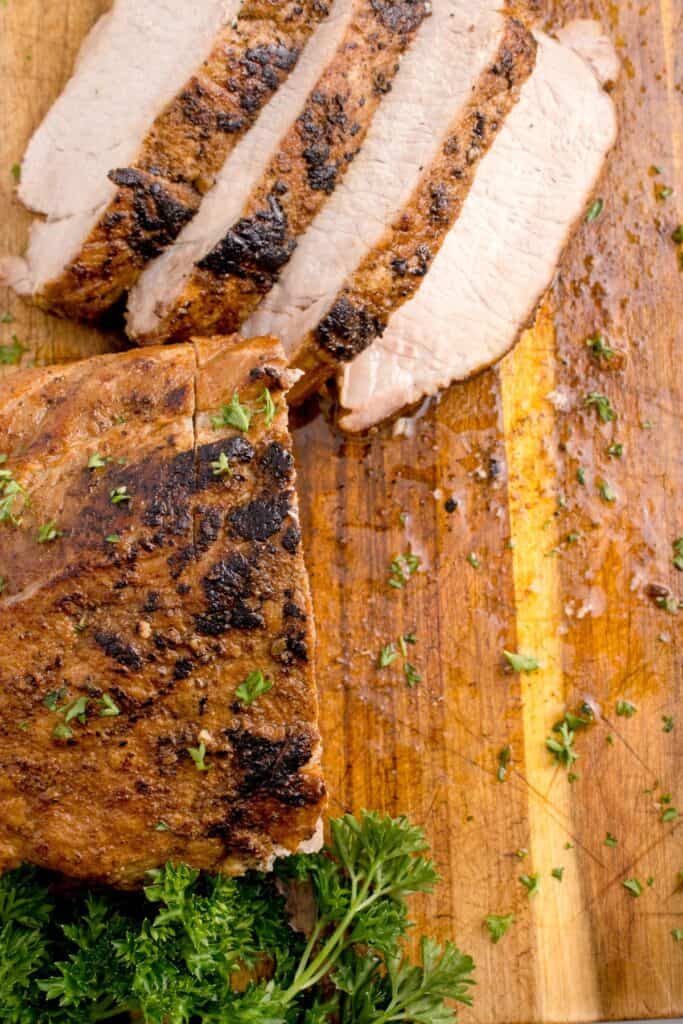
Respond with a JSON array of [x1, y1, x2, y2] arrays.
[[0, 812, 475, 1023]]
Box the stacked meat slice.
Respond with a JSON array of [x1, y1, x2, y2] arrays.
[[3, 2, 618, 433]]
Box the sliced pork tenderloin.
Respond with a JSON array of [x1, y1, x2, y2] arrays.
[[4, 0, 330, 320], [243, 6, 536, 384], [126, 0, 430, 346], [338, 24, 618, 431]]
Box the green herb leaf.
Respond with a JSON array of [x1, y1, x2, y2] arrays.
[[551, 867, 565, 882], [0, 335, 27, 365], [484, 913, 514, 944], [519, 873, 540, 897], [257, 388, 277, 426], [211, 392, 252, 432], [661, 807, 679, 824], [673, 539, 683, 572], [466, 552, 480, 569], [105, 534, 120, 544], [10, 163, 21, 183], [52, 723, 73, 741], [37, 521, 62, 544], [64, 696, 88, 725], [43, 687, 67, 712], [497, 745, 512, 783], [235, 669, 273, 706], [110, 486, 131, 506], [622, 878, 643, 898], [210, 451, 233, 477], [598, 479, 617, 503], [378, 643, 398, 668], [503, 650, 540, 673], [663, 715, 675, 733], [87, 452, 109, 470], [672, 928, 683, 943], [605, 832, 618, 847], [672, 225, 683, 244], [187, 742, 210, 772], [607, 442, 623, 459], [404, 662, 422, 688], [585, 198, 604, 222], [98, 694, 121, 718], [586, 333, 614, 361], [585, 392, 617, 423], [576, 466, 586, 486], [389, 550, 421, 589], [616, 700, 637, 718]]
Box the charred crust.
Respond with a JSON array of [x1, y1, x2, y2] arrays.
[[196, 195, 295, 288], [229, 492, 291, 541], [173, 658, 194, 681], [370, 0, 428, 35], [197, 437, 254, 489], [94, 631, 143, 672], [281, 525, 301, 554], [297, 92, 356, 194], [108, 168, 194, 262], [228, 728, 318, 805], [259, 442, 293, 482], [195, 553, 264, 636], [316, 296, 385, 361], [197, 508, 222, 552], [238, 44, 300, 115], [283, 600, 306, 620], [139, 450, 194, 535]]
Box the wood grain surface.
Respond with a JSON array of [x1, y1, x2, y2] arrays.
[[1, 2, 682, 1022]]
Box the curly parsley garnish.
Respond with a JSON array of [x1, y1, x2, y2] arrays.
[[0, 812, 475, 1022]]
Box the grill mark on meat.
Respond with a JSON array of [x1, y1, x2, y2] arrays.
[[290, 20, 537, 381], [28, 1, 329, 321], [229, 492, 292, 541], [227, 728, 320, 806], [94, 631, 144, 672], [196, 194, 296, 290], [127, 0, 431, 344]]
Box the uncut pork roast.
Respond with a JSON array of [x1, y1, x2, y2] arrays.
[[0, 337, 325, 886]]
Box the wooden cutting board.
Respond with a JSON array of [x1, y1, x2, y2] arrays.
[[1, 1, 682, 1021]]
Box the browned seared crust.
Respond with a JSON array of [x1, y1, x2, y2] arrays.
[[0, 337, 325, 886], [36, 0, 330, 321], [131, 0, 430, 346], [288, 18, 537, 399]]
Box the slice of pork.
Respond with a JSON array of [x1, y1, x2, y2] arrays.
[[243, 4, 536, 377], [125, 0, 430, 346], [338, 24, 618, 431], [4, 0, 329, 319]]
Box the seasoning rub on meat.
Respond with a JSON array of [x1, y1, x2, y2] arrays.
[[243, 2, 537, 386], [125, 0, 429, 346], [0, 337, 325, 886], [4, 0, 330, 320]]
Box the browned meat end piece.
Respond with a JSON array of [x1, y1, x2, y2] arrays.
[[0, 337, 325, 887]]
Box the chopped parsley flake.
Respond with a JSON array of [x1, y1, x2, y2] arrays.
[[586, 333, 614, 361], [672, 929, 683, 943], [466, 552, 480, 569], [576, 466, 586, 486], [585, 392, 617, 423], [605, 832, 618, 847], [37, 521, 62, 544], [389, 550, 421, 589], [622, 878, 643, 898], [43, 687, 67, 712], [210, 452, 232, 477], [211, 392, 252, 432], [661, 807, 679, 824], [663, 715, 675, 733], [519, 873, 540, 898], [10, 163, 21, 183], [607, 442, 623, 458], [110, 486, 131, 506], [187, 742, 210, 772], [673, 539, 683, 572], [497, 745, 512, 783], [52, 723, 73, 741], [378, 643, 398, 668], [154, 821, 171, 832], [484, 913, 514, 944], [503, 650, 540, 673], [257, 388, 277, 426], [0, 335, 27, 365], [98, 694, 121, 718], [105, 534, 120, 544], [64, 697, 88, 725], [87, 452, 110, 470], [616, 700, 637, 718], [235, 670, 273, 706], [551, 867, 564, 882], [404, 662, 422, 688], [598, 479, 617, 504], [585, 198, 604, 222]]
